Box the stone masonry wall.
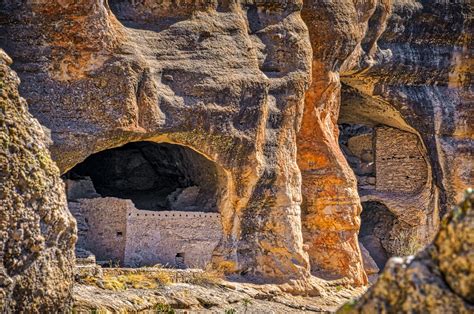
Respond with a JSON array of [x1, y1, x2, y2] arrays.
[[125, 209, 222, 268], [69, 197, 223, 268], [68, 198, 129, 264], [375, 127, 428, 193]]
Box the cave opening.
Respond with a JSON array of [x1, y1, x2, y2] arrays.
[[65, 141, 227, 268], [359, 201, 396, 269], [64, 141, 222, 212]]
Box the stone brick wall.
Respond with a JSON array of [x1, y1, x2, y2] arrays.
[[375, 127, 428, 193], [125, 209, 222, 268], [69, 198, 130, 264], [70, 197, 223, 268]]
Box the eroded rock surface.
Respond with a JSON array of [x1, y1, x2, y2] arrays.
[[0, 0, 471, 303], [0, 50, 76, 311], [299, 0, 472, 283], [343, 191, 474, 313], [0, 0, 314, 290]]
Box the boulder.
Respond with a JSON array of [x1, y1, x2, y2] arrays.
[[359, 242, 380, 275], [0, 50, 76, 311]]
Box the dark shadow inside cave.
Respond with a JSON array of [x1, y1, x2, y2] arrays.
[[64, 141, 221, 212], [359, 201, 396, 270]]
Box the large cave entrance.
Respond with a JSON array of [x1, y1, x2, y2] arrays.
[[65, 141, 222, 212], [65, 141, 226, 268]]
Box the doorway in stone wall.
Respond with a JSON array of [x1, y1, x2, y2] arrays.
[[359, 201, 396, 270], [63, 141, 227, 269]]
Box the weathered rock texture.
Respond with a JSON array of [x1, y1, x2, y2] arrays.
[[299, 0, 472, 284], [341, 0, 473, 217], [343, 191, 474, 313], [299, 0, 382, 285], [0, 0, 315, 290], [0, 50, 76, 311], [66, 141, 225, 212], [0, 0, 471, 299]]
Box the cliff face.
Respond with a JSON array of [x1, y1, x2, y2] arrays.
[[299, 0, 472, 284], [0, 0, 315, 291], [0, 0, 471, 307], [0, 50, 76, 311], [298, 0, 381, 285], [342, 0, 472, 212]]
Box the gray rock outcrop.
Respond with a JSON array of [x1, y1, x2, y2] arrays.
[[0, 49, 76, 312]]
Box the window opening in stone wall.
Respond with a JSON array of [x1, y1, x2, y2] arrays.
[[175, 253, 186, 269]]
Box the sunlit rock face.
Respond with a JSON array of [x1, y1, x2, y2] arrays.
[[299, 0, 472, 284], [341, 0, 473, 214], [0, 0, 316, 291], [299, 0, 381, 285], [0, 0, 471, 302], [0, 49, 76, 312]]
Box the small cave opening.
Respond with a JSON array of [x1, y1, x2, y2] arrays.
[[359, 201, 396, 270], [64, 141, 222, 213]]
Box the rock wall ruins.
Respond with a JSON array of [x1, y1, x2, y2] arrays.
[[125, 209, 222, 268], [69, 197, 222, 269], [375, 127, 428, 193], [69, 198, 130, 264]]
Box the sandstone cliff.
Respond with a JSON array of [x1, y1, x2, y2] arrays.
[[0, 0, 472, 309], [0, 0, 315, 291], [299, 0, 472, 284]]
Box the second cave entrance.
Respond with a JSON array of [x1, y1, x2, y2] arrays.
[[66, 141, 222, 212]]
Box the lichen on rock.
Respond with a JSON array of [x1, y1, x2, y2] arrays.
[[0, 49, 76, 312]]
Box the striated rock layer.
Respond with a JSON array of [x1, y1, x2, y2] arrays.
[[298, 0, 380, 285], [299, 0, 472, 283], [0, 0, 471, 302], [0, 50, 76, 311]]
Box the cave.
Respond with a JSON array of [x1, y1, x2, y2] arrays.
[[64, 141, 222, 212], [359, 201, 396, 269], [65, 141, 226, 268]]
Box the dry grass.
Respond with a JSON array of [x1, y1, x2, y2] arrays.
[[391, 227, 423, 256], [188, 269, 223, 286], [84, 270, 172, 291], [82, 262, 235, 291]]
